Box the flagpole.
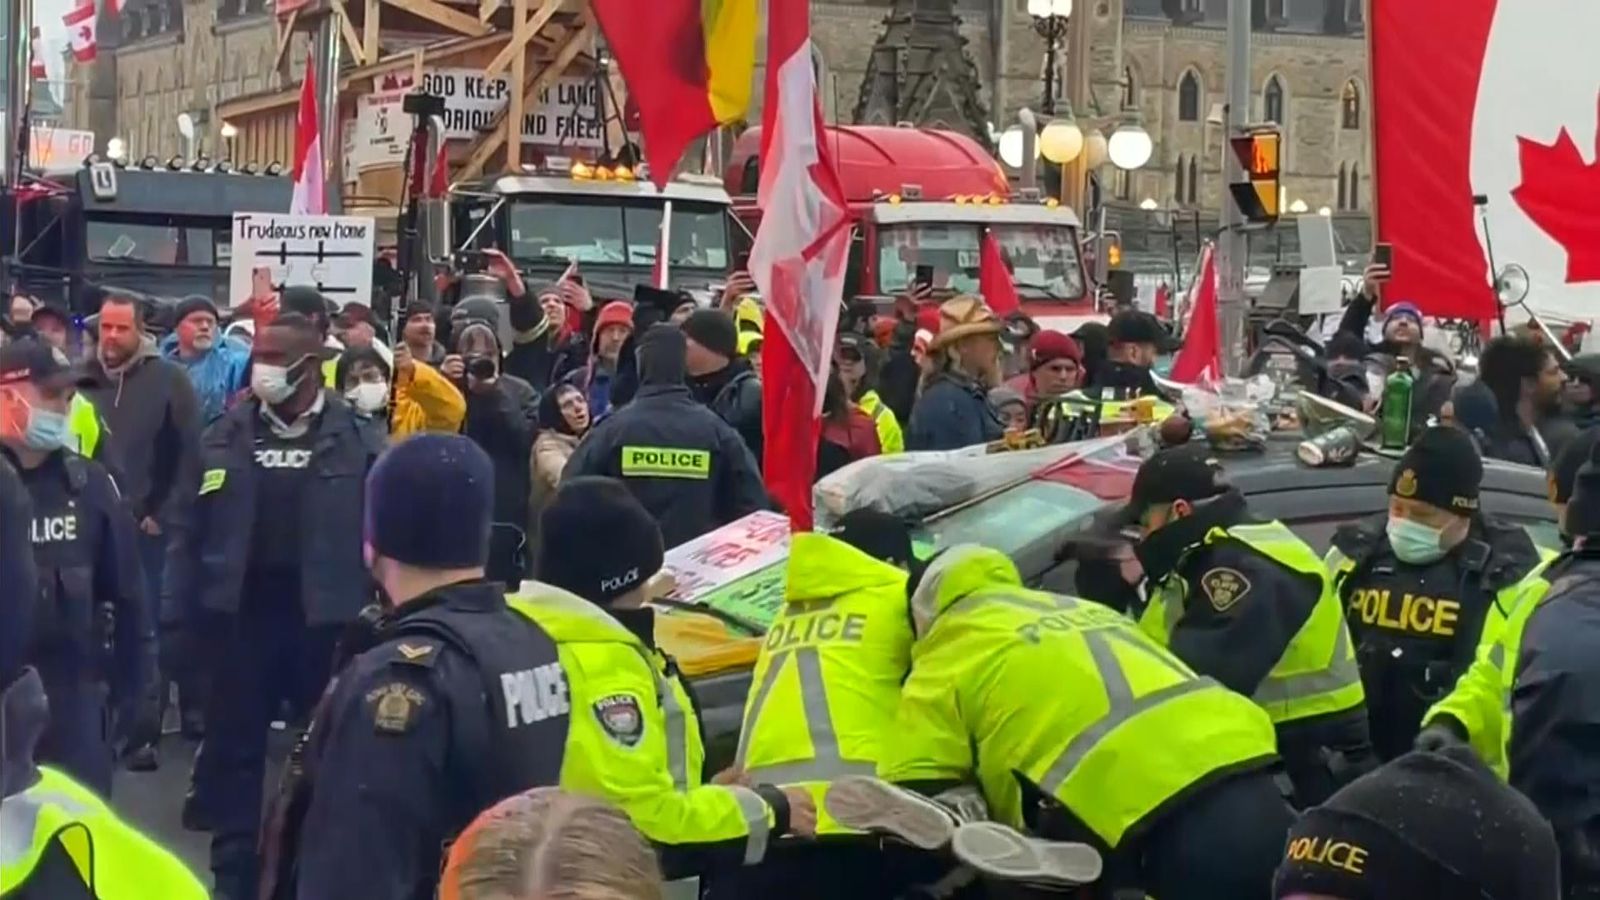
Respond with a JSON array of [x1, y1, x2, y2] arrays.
[[5, 0, 31, 294], [312, 13, 342, 214], [656, 198, 672, 289]]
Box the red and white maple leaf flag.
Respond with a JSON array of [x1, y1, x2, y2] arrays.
[[63, 2, 96, 63], [978, 230, 1020, 317], [1169, 244, 1219, 383], [30, 27, 46, 78], [749, 0, 852, 531], [1372, 0, 1600, 324], [289, 55, 325, 215]]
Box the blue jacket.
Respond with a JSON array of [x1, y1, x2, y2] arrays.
[[906, 372, 1005, 452], [159, 334, 251, 426], [163, 393, 386, 627]]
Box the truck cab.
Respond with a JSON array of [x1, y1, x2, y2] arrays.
[[727, 125, 1099, 332], [13, 162, 291, 316], [453, 162, 738, 302]]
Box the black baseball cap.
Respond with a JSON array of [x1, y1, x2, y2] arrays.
[[1117, 443, 1229, 525], [29, 304, 71, 327], [0, 337, 94, 391], [836, 333, 867, 361], [1108, 310, 1181, 353]]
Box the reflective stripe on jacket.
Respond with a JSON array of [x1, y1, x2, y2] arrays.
[[736, 532, 914, 834]]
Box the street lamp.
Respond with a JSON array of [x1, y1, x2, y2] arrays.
[[106, 137, 126, 161], [1107, 123, 1153, 170], [1139, 197, 1159, 211], [1039, 116, 1083, 164], [221, 121, 238, 160], [1028, 0, 1072, 113], [1289, 198, 1309, 214], [1083, 128, 1108, 168], [1317, 206, 1333, 217], [998, 125, 1037, 169]]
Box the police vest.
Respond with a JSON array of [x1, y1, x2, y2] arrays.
[[382, 597, 572, 806], [619, 445, 712, 480], [66, 395, 100, 460], [25, 455, 99, 662], [1334, 545, 1492, 692], [1141, 522, 1365, 727], [736, 556, 913, 834], [904, 556, 1277, 847], [0, 766, 208, 897]]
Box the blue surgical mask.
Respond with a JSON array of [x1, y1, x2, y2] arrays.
[[22, 407, 68, 452], [1387, 516, 1447, 565]]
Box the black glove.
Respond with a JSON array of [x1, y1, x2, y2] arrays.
[[1414, 716, 1468, 753]]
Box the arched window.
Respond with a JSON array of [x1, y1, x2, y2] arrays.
[[1349, 162, 1360, 210], [1263, 76, 1285, 125], [1178, 71, 1201, 122], [1341, 80, 1361, 130], [1337, 163, 1348, 211], [1188, 156, 1199, 205], [1121, 67, 1136, 110], [1175, 155, 1187, 206]]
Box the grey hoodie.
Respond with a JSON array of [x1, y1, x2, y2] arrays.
[[83, 336, 203, 524]]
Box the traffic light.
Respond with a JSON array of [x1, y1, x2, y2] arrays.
[[1106, 237, 1123, 269], [1228, 127, 1281, 226]]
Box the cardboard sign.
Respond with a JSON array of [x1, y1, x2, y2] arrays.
[[228, 213, 376, 309], [659, 511, 790, 627], [417, 69, 607, 148], [346, 89, 409, 173]]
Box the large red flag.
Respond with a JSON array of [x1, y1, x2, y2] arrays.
[[1170, 244, 1220, 382], [978, 231, 1020, 317], [289, 56, 325, 215], [750, 0, 852, 531], [592, 0, 757, 188]]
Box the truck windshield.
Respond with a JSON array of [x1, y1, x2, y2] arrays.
[[878, 222, 1086, 300], [507, 199, 731, 270], [87, 221, 227, 268]]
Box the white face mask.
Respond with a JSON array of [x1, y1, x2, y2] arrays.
[[346, 381, 388, 414], [252, 363, 302, 404]]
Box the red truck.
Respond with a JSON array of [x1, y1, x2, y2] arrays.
[[725, 124, 1102, 332]]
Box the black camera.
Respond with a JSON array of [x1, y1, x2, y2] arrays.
[[467, 355, 497, 380]]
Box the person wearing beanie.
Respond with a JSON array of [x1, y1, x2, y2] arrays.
[[1325, 426, 1547, 761], [161, 310, 386, 897], [399, 301, 448, 366], [1274, 746, 1560, 900], [1097, 309, 1173, 399], [158, 294, 251, 425], [562, 325, 767, 549], [509, 476, 814, 883], [498, 275, 591, 394], [1334, 264, 1457, 426], [1121, 443, 1375, 808], [906, 295, 1007, 452], [683, 308, 764, 462], [835, 333, 904, 454], [577, 300, 635, 419], [291, 434, 573, 900]]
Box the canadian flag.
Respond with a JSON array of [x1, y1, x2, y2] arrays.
[[1170, 244, 1219, 383], [30, 27, 45, 79], [1373, 0, 1600, 324], [289, 55, 325, 215], [63, 2, 96, 63]]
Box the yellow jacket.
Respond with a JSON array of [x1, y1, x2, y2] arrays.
[[857, 390, 905, 455], [391, 361, 466, 437]]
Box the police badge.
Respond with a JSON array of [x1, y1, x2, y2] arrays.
[[1200, 567, 1252, 613], [1395, 468, 1418, 498], [593, 693, 645, 747]]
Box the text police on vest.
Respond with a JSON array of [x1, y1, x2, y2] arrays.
[[255, 448, 314, 469], [501, 663, 570, 728], [31, 514, 78, 543]]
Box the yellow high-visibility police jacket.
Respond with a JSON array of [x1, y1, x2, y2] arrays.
[[1140, 521, 1365, 726], [857, 390, 905, 455], [506, 585, 777, 874], [736, 532, 915, 835], [1424, 559, 1556, 778], [878, 544, 1278, 848], [67, 394, 101, 459], [0, 766, 208, 897]]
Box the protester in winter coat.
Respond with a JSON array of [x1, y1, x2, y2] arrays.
[[682, 309, 764, 463], [818, 371, 882, 480], [399, 301, 448, 367], [528, 383, 591, 575], [446, 320, 534, 587], [1477, 334, 1575, 467], [1563, 353, 1600, 431], [906, 296, 1006, 451], [835, 333, 903, 454], [336, 343, 465, 437], [1005, 329, 1083, 416], [160, 296, 250, 425], [582, 301, 634, 420], [989, 385, 1029, 432], [500, 279, 591, 393], [1336, 267, 1456, 421]]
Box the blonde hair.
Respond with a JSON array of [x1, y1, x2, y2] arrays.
[[440, 788, 664, 900]]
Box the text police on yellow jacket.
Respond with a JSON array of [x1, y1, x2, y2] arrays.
[[873, 545, 1292, 899], [1123, 445, 1372, 808]]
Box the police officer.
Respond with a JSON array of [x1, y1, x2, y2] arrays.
[[280, 434, 569, 899], [562, 324, 767, 548], [517, 476, 814, 880], [0, 668, 209, 898], [0, 431, 37, 690], [1124, 443, 1374, 807], [1326, 426, 1547, 760], [826, 544, 1292, 900], [720, 510, 924, 899], [163, 312, 384, 898], [0, 338, 156, 797]]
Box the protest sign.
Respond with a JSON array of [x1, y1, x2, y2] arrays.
[[658, 511, 790, 630], [417, 69, 607, 148], [228, 212, 376, 309]]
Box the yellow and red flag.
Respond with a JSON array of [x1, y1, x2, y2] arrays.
[[592, 0, 757, 188]]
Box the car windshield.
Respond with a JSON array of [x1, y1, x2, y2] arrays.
[[920, 480, 1108, 558], [507, 199, 730, 270], [877, 221, 1086, 300], [87, 221, 223, 267]]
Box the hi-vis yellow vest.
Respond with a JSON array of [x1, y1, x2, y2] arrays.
[[1140, 521, 1366, 726], [67, 394, 100, 459], [0, 766, 208, 897]]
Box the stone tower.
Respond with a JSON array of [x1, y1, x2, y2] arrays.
[[852, 0, 991, 141]]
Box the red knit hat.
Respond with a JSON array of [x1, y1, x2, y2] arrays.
[[1029, 330, 1082, 370], [914, 303, 942, 336], [595, 301, 634, 334]]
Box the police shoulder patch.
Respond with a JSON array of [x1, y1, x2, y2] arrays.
[[365, 681, 428, 735], [388, 639, 440, 668], [593, 693, 645, 747], [1200, 567, 1251, 613], [199, 468, 226, 495]]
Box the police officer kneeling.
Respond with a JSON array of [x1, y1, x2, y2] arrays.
[[286, 435, 570, 900], [0, 338, 156, 798], [1326, 426, 1546, 761], [1126, 444, 1375, 807]]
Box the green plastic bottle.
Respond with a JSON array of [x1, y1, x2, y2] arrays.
[[1381, 357, 1415, 449]]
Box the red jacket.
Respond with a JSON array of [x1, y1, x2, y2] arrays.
[[821, 406, 883, 462]]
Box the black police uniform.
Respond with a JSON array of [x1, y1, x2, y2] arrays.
[[0, 453, 37, 685], [5, 446, 155, 797], [163, 392, 384, 896], [281, 580, 570, 900], [1332, 513, 1543, 760]]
